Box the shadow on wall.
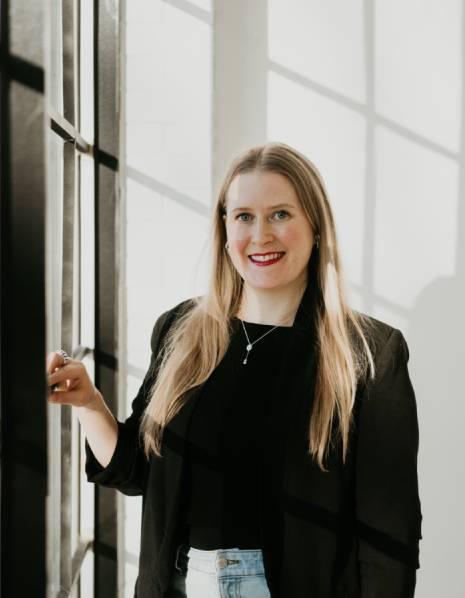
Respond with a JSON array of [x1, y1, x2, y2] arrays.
[[408, 274, 465, 589]]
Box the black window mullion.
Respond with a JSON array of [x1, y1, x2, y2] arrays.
[[1, 0, 47, 595], [93, 1, 120, 597]]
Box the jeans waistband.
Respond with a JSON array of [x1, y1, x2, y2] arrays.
[[174, 543, 266, 577]]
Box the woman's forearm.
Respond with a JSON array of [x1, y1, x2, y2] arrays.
[[75, 390, 118, 468]]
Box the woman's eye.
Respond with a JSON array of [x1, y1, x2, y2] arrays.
[[236, 210, 290, 222]]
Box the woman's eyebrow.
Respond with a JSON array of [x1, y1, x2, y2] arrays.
[[231, 203, 294, 212]]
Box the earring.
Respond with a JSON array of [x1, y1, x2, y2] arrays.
[[315, 234, 320, 249], [225, 241, 229, 251]]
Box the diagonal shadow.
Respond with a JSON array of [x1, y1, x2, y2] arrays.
[[267, 60, 458, 162], [161, 428, 420, 568], [127, 165, 210, 218], [162, 0, 212, 26]]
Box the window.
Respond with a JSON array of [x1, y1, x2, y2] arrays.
[[45, 0, 120, 596]]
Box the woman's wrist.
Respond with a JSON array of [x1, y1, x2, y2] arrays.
[[75, 387, 105, 413]]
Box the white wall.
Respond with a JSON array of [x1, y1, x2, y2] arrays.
[[123, 1, 465, 596]]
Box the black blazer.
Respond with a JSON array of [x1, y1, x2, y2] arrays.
[[85, 291, 423, 598]]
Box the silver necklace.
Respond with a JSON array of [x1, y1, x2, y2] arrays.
[[240, 319, 285, 365]]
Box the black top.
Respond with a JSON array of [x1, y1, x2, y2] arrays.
[[181, 317, 297, 549]]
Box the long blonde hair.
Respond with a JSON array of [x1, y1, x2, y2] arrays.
[[141, 142, 375, 471]]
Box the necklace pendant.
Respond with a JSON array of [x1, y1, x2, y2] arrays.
[[240, 318, 281, 367], [243, 344, 252, 365]]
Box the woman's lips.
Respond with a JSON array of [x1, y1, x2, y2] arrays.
[[248, 252, 285, 267]]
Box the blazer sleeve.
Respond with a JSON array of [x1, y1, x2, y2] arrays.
[[84, 309, 170, 496], [355, 328, 423, 597]]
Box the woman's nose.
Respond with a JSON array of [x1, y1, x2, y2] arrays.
[[251, 217, 274, 243]]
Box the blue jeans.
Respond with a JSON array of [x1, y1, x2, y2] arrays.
[[166, 543, 272, 598]]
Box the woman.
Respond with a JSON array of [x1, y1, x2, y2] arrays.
[[47, 142, 422, 598]]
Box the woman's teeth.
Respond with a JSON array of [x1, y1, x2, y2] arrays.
[[249, 252, 284, 263]]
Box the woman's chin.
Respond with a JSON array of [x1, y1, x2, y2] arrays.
[[243, 277, 289, 291]]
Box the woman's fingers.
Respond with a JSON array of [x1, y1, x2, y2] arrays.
[[67, 378, 79, 391], [47, 362, 80, 387], [48, 389, 85, 406], [46, 350, 69, 374], [48, 386, 99, 407], [46, 352, 98, 408]]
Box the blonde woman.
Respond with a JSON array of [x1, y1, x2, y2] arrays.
[[47, 142, 422, 598]]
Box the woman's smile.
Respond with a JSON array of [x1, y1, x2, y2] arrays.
[[248, 252, 286, 266]]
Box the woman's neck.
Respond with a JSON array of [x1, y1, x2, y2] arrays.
[[236, 280, 307, 327]]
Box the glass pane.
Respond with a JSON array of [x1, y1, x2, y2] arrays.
[[123, 489, 142, 598], [80, 355, 95, 542], [71, 409, 80, 557], [80, 0, 94, 143], [48, 0, 64, 115], [80, 153, 95, 350], [46, 130, 65, 347], [46, 128, 65, 597], [79, 546, 95, 598]]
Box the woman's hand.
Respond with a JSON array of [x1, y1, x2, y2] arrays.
[[46, 351, 102, 409]]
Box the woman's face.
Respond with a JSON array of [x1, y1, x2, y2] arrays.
[[223, 170, 315, 291]]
